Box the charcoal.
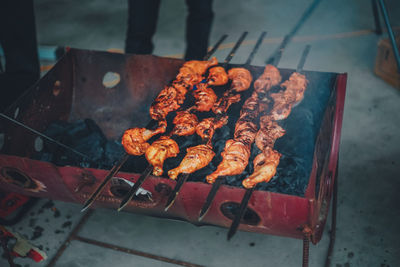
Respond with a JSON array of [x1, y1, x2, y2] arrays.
[[64, 120, 90, 139], [44, 121, 70, 137], [73, 132, 105, 162], [104, 140, 125, 165]]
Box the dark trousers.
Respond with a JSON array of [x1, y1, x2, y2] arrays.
[[0, 0, 40, 111], [125, 0, 214, 60]]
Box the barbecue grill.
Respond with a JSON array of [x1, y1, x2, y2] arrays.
[[0, 42, 346, 264]]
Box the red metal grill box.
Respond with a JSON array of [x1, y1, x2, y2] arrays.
[[0, 49, 346, 244]]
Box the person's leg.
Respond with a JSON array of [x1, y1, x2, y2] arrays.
[[184, 0, 214, 60], [0, 0, 40, 111], [125, 0, 161, 54]]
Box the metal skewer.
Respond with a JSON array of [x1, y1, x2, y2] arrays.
[[204, 34, 228, 60], [164, 31, 250, 211], [223, 32, 248, 65], [245, 31, 267, 66], [81, 153, 129, 212], [226, 44, 311, 240], [116, 35, 228, 212], [164, 173, 189, 211], [198, 31, 268, 221], [0, 113, 94, 163], [227, 186, 255, 240]]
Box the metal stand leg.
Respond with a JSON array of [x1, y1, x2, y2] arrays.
[[325, 168, 338, 267], [378, 0, 400, 73], [371, 0, 382, 35], [302, 226, 312, 267]]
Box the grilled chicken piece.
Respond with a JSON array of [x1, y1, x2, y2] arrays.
[[168, 144, 215, 180], [269, 72, 308, 120], [182, 57, 218, 76], [172, 81, 189, 98], [228, 68, 253, 92], [234, 121, 258, 146], [280, 72, 308, 103], [145, 136, 179, 176], [192, 83, 217, 112], [206, 139, 251, 183], [172, 111, 199, 136], [269, 90, 296, 121], [121, 121, 167, 155], [212, 91, 241, 114], [234, 93, 259, 145], [207, 66, 229, 86], [239, 93, 259, 118], [253, 65, 282, 94], [242, 147, 281, 188], [150, 86, 182, 120], [176, 57, 218, 87], [255, 117, 285, 150], [195, 116, 228, 141]]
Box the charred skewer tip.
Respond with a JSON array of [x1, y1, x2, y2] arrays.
[[164, 174, 189, 211], [81, 153, 130, 212], [117, 165, 154, 212], [198, 177, 224, 221], [226, 187, 255, 240]]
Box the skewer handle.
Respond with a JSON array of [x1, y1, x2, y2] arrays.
[[223, 32, 248, 65], [296, 45, 311, 73], [227, 187, 255, 240], [203, 34, 228, 60], [244, 31, 267, 66], [265, 35, 290, 66]]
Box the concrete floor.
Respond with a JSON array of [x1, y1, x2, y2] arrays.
[[1, 0, 400, 266]]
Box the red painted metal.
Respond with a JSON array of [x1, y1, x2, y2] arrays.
[[0, 192, 30, 218], [0, 49, 347, 242]]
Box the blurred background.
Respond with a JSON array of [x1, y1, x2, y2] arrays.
[[1, 0, 399, 266]]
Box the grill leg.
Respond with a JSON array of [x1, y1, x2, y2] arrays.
[[325, 166, 338, 267], [378, 0, 400, 73], [302, 227, 312, 267], [371, 0, 382, 35]]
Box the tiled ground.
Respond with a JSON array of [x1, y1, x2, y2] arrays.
[[1, 0, 400, 266]]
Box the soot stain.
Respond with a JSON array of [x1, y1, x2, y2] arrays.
[[62, 221, 72, 228], [31, 226, 44, 240]]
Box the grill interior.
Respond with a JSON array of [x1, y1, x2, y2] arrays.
[[29, 58, 337, 197]]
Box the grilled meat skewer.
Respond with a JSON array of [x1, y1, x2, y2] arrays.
[[195, 116, 228, 142], [269, 72, 308, 121], [242, 147, 281, 188], [84, 37, 225, 213], [207, 66, 229, 86], [168, 144, 215, 180], [121, 120, 167, 156], [191, 83, 218, 112], [145, 136, 180, 176], [163, 32, 251, 211], [212, 68, 253, 115], [172, 111, 199, 136]]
